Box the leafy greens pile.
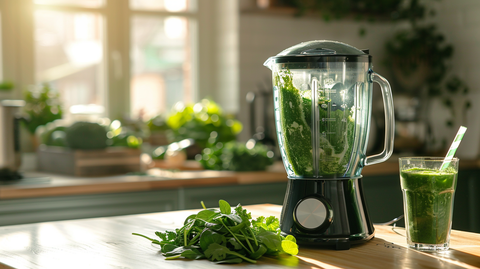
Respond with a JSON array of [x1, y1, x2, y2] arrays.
[[197, 141, 274, 172], [132, 200, 298, 264]]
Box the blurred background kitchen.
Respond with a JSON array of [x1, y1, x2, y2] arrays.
[[0, 0, 479, 232]]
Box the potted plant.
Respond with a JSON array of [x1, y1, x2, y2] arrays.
[[22, 83, 63, 148]]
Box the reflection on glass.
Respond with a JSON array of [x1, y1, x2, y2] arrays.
[[130, 15, 192, 119], [34, 0, 104, 8], [130, 0, 194, 12], [34, 10, 104, 121]]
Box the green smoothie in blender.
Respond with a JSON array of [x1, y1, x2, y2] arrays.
[[400, 167, 458, 245], [274, 69, 355, 177]]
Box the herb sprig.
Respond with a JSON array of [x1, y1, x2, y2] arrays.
[[133, 200, 298, 264]]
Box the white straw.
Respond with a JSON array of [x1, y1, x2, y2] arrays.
[[440, 126, 467, 170]]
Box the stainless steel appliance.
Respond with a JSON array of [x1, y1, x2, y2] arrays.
[[0, 100, 25, 180]]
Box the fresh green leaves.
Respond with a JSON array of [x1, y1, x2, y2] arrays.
[[197, 141, 275, 171], [133, 200, 299, 264], [199, 230, 226, 251], [219, 199, 231, 214], [282, 235, 299, 256], [205, 243, 257, 264]]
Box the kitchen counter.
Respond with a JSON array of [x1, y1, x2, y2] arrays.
[[0, 204, 479, 269], [0, 168, 289, 200], [1, 159, 479, 231], [1, 158, 464, 200]]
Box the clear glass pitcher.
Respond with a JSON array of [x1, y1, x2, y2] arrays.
[[264, 40, 394, 179]]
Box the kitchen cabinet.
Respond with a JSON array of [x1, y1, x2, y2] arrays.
[[181, 182, 287, 209], [0, 165, 478, 233], [0, 190, 178, 226], [0, 183, 286, 226], [0, 171, 288, 226]]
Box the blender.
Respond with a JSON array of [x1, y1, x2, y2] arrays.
[[264, 40, 394, 250]]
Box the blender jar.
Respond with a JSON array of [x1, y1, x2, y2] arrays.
[[264, 40, 394, 179]]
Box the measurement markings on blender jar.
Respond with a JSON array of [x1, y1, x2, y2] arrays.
[[322, 118, 336, 122]]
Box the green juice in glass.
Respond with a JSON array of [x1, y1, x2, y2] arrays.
[[400, 167, 458, 247]]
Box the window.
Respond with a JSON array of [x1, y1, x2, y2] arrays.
[[34, 9, 105, 119], [1, 0, 198, 122], [130, 1, 196, 119], [0, 0, 237, 124]]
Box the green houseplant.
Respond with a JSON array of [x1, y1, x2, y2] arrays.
[[0, 81, 14, 92], [166, 99, 243, 149], [22, 84, 63, 147], [383, 1, 470, 151]]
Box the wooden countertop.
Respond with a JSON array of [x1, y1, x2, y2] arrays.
[[1, 158, 479, 200], [0, 204, 479, 269], [0, 169, 288, 200]]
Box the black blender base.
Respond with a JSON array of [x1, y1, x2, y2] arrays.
[[280, 177, 375, 250]]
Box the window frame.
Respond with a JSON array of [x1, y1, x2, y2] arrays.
[[0, 0, 202, 120], [1, 0, 238, 122]]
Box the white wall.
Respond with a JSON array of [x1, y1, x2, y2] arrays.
[[428, 0, 480, 159]]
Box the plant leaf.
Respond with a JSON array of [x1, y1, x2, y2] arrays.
[[161, 244, 179, 254], [219, 199, 231, 215], [227, 237, 243, 250], [215, 258, 243, 264], [281, 239, 299, 256], [249, 244, 267, 260], [196, 209, 219, 221], [223, 213, 243, 224], [284, 235, 296, 243], [204, 243, 229, 261], [205, 243, 257, 263], [199, 229, 227, 251], [257, 230, 282, 253], [184, 214, 197, 225], [181, 249, 205, 260], [156, 230, 176, 242], [228, 222, 245, 233]]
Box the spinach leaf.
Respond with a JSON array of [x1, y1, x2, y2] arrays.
[[181, 248, 205, 260], [249, 244, 267, 260], [219, 199, 231, 214], [227, 237, 242, 250], [219, 213, 243, 224], [215, 258, 243, 264], [205, 243, 256, 264], [199, 229, 226, 251], [281, 239, 299, 256], [132, 199, 299, 265], [161, 244, 178, 254], [196, 209, 218, 221], [256, 230, 282, 253]]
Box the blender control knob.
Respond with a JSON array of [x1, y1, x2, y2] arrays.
[[294, 197, 331, 231]]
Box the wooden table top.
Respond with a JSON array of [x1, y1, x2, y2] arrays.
[[0, 204, 479, 269]]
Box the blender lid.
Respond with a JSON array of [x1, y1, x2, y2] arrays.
[[264, 40, 370, 68]]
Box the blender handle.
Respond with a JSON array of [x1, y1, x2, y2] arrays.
[[364, 71, 395, 166]]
